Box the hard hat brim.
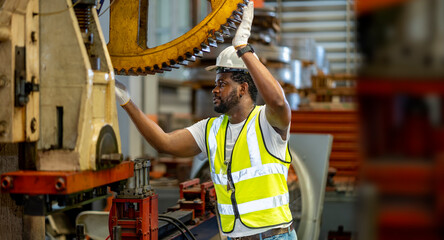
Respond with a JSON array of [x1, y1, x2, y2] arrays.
[[205, 65, 217, 72]]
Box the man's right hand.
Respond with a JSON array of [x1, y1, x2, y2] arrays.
[[115, 80, 131, 106]]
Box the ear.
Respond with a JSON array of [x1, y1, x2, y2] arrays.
[[239, 82, 249, 96]]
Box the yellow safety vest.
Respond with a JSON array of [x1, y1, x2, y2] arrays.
[[205, 105, 293, 233]]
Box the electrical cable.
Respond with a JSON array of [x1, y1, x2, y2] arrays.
[[158, 217, 192, 240], [159, 214, 197, 240], [96, 0, 106, 13], [98, 0, 118, 17]]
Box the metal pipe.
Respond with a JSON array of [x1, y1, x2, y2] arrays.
[[112, 226, 122, 240], [126, 174, 135, 190], [144, 166, 148, 187], [138, 167, 143, 189], [135, 167, 140, 189]]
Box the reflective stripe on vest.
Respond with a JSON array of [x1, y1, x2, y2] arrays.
[[218, 192, 290, 215], [211, 162, 289, 185], [246, 113, 261, 167], [208, 116, 224, 174]]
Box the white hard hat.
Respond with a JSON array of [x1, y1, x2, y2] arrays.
[[205, 46, 258, 72]]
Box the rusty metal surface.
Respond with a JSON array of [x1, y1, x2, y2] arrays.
[[0, 161, 134, 195], [109, 194, 159, 240], [107, 0, 248, 75], [178, 178, 216, 217]]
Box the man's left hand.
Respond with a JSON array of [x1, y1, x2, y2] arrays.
[[232, 1, 254, 49]]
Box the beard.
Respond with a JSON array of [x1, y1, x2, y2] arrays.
[[214, 89, 240, 114]]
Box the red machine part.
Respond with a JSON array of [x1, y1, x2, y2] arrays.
[[109, 194, 159, 240], [0, 161, 134, 195], [178, 178, 216, 217]]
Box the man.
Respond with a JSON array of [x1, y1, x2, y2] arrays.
[[115, 2, 296, 239]]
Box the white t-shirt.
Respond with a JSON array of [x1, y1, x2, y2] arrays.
[[186, 105, 292, 237]]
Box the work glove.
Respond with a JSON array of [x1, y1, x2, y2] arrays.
[[115, 80, 131, 106], [232, 1, 254, 49]]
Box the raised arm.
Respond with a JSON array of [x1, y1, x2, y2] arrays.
[[115, 81, 201, 157], [233, 2, 291, 137]]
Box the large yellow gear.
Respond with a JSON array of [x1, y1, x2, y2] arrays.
[[107, 0, 248, 75]]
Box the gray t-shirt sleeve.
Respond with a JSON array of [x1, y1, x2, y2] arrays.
[[186, 118, 209, 156]]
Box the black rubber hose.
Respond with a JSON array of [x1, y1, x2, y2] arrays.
[[158, 214, 197, 240], [158, 217, 192, 240]]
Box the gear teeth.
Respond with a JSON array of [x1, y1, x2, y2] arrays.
[[214, 32, 224, 43], [161, 62, 172, 71], [145, 66, 155, 75], [145, 67, 155, 75], [227, 18, 239, 27], [178, 56, 189, 66], [187, 56, 196, 62], [225, 22, 236, 30], [221, 25, 232, 36], [110, 0, 246, 75], [193, 48, 204, 58], [118, 68, 126, 75], [153, 64, 164, 73], [208, 38, 218, 48], [229, 14, 242, 24], [169, 60, 180, 69], [232, 12, 242, 22], [200, 43, 211, 53], [233, 10, 243, 18], [127, 68, 136, 75], [179, 60, 189, 66], [185, 52, 196, 62]]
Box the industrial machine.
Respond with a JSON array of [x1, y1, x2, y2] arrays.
[[0, 0, 122, 171], [1, 0, 333, 239], [76, 160, 219, 240], [0, 0, 134, 238], [0, 0, 249, 239]]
